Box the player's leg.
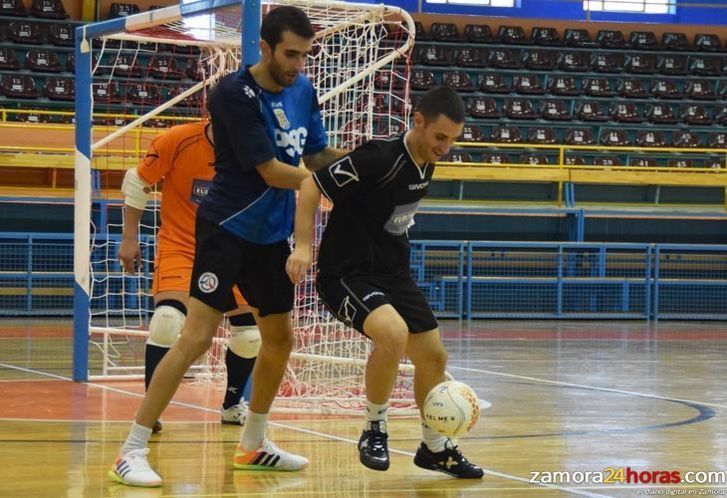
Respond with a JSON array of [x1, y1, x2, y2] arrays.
[[221, 299, 259, 425], [232, 239, 307, 471]]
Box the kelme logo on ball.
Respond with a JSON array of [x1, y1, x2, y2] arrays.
[[198, 272, 218, 293]]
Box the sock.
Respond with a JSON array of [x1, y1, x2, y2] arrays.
[[421, 421, 447, 453], [222, 348, 256, 409], [365, 400, 389, 432], [241, 411, 269, 451], [144, 344, 169, 390], [121, 422, 153, 455]]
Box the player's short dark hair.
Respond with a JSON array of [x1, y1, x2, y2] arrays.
[[415, 86, 465, 124], [261, 6, 315, 50]]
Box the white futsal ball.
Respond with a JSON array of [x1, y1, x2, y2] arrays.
[[423, 381, 480, 437]]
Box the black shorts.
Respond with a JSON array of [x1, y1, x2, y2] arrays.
[[316, 273, 438, 336], [190, 216, 294, 316]]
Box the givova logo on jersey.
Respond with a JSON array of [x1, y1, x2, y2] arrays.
[[275, 127, 308, 158]]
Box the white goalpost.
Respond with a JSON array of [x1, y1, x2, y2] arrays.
[[73, 0, 417, 413]]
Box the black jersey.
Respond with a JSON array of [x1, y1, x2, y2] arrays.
[[312, 133, 433, 277]]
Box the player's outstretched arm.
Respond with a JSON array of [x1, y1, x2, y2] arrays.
[[256, 158, 311, 190], [119, 168, 151, 274], [303, 147, 348, 172], [286, 176, 321, 284]]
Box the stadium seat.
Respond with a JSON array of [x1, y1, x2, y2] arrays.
[[526, 50, 556, 71], [593, 156, 622, 166], [43, 76, 74, 100], [26, 49, 62, 72], [0, 47, 21, 70], [445, 152, 473, 163], [686, 80, 716, 100], [92, 38, 121, 50], [1, 74, 37, 98], [707, 132, 727, 148], [488, 48, 521, 69], [459, 125, 483, 142], [681, 104, 712, 125], [109, 3, 140, 18], [454, 48, 485, 68], [719, 82, 727, 99], [658, 55, 687, 75], [466, 97, 500, 119], [668, 158, 693, 168], [9, 21, 43, 44], [663, 32, 689, 51], [10, 109, 48, 123], [415, 45, 450, 66], [558, 51, 589, 72], [482, 152, 511, 164], [597, 30, 626, 48], [479, 73, 510, 93], [628, 157, 657, 167], [410, 70, 437, 91], [564, 28, 598, 48], [431, 22, 460, 42], [514, 75, 544, 95], [688, 56, 721, 76], [168, 86, 200, 108], [504, 99, 537, 120], [498, 25, 527, 44], [565, 128, 595, 145], [651, 79, 682, 99], [583, 77, 614, 97], [636, 130, 668, 147], [630, 31, 658, 50], [440, 71, 472, 92], [414, 21, 429, 41], [618, 79, 648, 98], [645, 103, 679, 124], [625, 54, 656, 74], [126, 82, 161, 105], [520, 153, 550, 165], [592, 52, 624, 73], [30, 0, 69, 19], [672, 131, 702, 148], [490, 126, 522, 143], [0, 0, 27, 16], [464, 24, 493, 44], [694, 33, 721, 52], [374, 71, 406, 89], [547, 76, 579, 95], [92, 81, 123, 104], [715, 105, 727, 125], [528, 127, 557, 144], [111, 53, 142, 77], [49, 23, 73, 46], [610, 102, 642, 123], [705, 157, 725, 169], [564, 155, 585, 165], [540, 100, 571, 121], [184, 58, 204, 80], [148, 56, 184, 79], [531, 27, 560, 46], [600, 129, 631, 146], [575, 101, 608, 121]]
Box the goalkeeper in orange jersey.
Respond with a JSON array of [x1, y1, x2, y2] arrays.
[[119, 120, 259, 433]]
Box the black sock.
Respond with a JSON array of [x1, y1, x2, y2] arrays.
[[145, 344, 170, 390], [223, 348, 256, 409]]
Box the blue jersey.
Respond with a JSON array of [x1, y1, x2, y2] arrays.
[[198, 67, 327, 244]]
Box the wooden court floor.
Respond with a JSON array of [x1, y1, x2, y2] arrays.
[[1, 319, 726, 498]]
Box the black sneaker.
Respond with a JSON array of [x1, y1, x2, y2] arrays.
[[358, 421, 389, 471], [414, 440, 484, 479]]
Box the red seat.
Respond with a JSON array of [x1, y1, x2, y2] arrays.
[[610, 102, 642, 123], [30, 0, 68, 19], [686, 80, 716, 100], [374, 71, 405, 90], [498, 25, 527, 45], [442, 71, 474, 92], [479, 73, 510, 94], [109, 3, 140, 18], [625, 54, 656, 74], [592, 156, 623, 166], [0, 0, 27, 17], [415, 46, 450, 66], [629, 157, 657, 167], [410, 70, 436, 91], [528, 127, 557, 145], [464, 24, 492, 44], [597, 30, 626, 49], [519, 153, 550, 165], [531, 27, 560, 46], [445, 152, 472, 163], [49, 23, 74, 46], [575, 101, 608, 121], [600, 129, 631, 146], [0, 48, 21, 70], [564, 156, 585, 165], [688, 56, 721, 76], [707, 132, 727, 148], [466, 97, 499, 119], [167, 86, 201, 108], [148, 56, 184, 80], [547, 76, 579, 96], [618, 79, 647, 99], [92, 81, 123, 104], [645, 103, 678, 124], [111, 53, 142, 77], [663, 32, 689, 51], [184, 58, 204, 80], [558, 52, 589, 72], [651, 80, 682, 99], [668, 158, 693, 168], [459, 125, 483, 143], [514, 75, 544, 95], [592, 53, 624, 73], [672, 131, 702, 148], [636, 130, 668, 147], [658, 55, 687, 75], [9, 22, 43, 44], [583, 77, 614, 97], [526, 50, 556, 71], [705, 157, 725, 169], [43, 76, 74, 100], [630, 31, 658, 50], [483, 152, 511, 164], [504, 99, 537, 120], [695, 33, 721, 52], [126, 83, 161, 105], [540, 100, 571, 121], [490, 126, 522, 143], [431, 23, 460, 42], [681, 104, 712, 125], [26, 49, 62, 72], [488, 49, 521, 69], [565, 128, 595, 145], [454, 48, 485, 68], [564, 28, 598, 48], [1, 74, 37, 98]]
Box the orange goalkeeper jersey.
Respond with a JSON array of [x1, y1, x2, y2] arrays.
[[136, 121, 215, 255]]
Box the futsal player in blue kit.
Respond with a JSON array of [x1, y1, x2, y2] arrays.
[[110, 6, 346, 487], [287, 86, 484, 479]]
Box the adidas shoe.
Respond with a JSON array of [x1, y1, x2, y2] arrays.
[[358, 421, 389, 471], [233, 439, 309, 471], [108, 448, 162, 487], [414, 440, 484, 479], [221, 400, 248, 426]]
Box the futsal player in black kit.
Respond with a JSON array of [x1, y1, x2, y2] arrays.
[[286, 86, 484, 479]]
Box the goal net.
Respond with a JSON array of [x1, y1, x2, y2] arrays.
[[74, 0, 415, 413]]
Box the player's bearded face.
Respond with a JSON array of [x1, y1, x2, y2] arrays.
[[420, 114, 463, 163], [269, 31, 313, 87]]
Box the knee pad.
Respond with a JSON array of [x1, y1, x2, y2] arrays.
[[228, 326, 261, 358], [147, 305, 186, 347]]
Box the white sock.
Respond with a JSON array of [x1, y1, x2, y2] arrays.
[[121, 422, 153, 455], [421, 421, 447, 453], [241, 410, 268, 451], [365, 400, 389, 432]]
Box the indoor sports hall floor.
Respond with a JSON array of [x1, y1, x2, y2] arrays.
[[1, 318, 726, 497]]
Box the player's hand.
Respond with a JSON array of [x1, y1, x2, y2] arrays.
[[286, 247, 312, 284], [119, 238, 141, 274]]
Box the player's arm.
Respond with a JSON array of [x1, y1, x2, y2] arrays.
[[286, 175, 321, 284], [302, 147, 348, 172], [119, 168, 152, 274], [256, 158, 311, 189]]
